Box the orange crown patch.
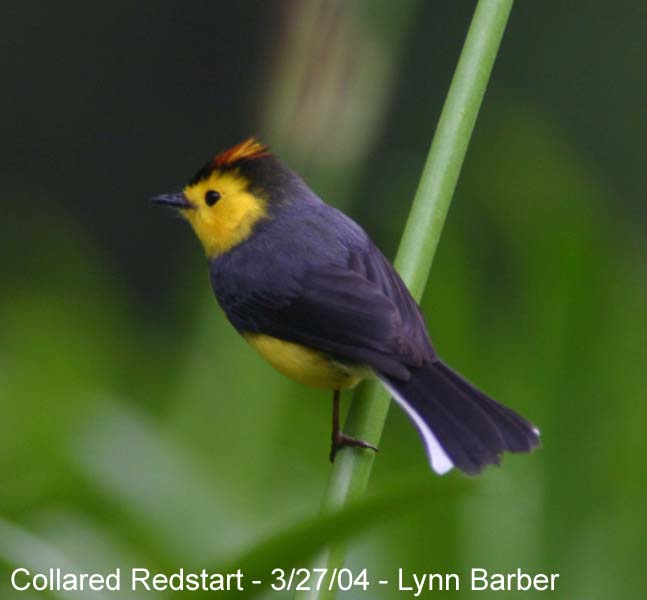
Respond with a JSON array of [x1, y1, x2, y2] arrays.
[[212, 137, 270, 168]]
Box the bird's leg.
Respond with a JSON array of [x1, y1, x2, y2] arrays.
[[329, 389, 378, 462]]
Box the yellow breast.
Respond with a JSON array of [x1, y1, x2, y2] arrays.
[[243, 333, 365, 390]]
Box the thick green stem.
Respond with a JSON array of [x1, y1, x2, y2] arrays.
[[297, 0, 515, 597]]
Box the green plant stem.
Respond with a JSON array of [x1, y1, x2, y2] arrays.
[[297, 0, 515, 597]]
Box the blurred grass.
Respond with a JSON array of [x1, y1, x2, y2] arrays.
[[179, 476, 466, 599]]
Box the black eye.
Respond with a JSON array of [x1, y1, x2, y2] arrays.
[[205, 190, 221, 206]]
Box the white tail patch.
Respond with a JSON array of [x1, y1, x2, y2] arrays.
[[380, 379, 454, 475]]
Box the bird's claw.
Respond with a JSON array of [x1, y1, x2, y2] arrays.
[[329, 433, 378, 462]]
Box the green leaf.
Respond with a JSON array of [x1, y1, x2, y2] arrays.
[[176, 477, 465, 598]]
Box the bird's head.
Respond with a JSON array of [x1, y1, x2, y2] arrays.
[[153, 138, 286, 258]]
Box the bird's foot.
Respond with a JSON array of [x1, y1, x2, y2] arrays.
[[329, 432, 378, 462]]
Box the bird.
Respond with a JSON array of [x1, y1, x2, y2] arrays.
[[152, 137, 540, 475]]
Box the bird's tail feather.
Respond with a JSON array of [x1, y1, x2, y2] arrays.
[[380, 361, 540, 475]]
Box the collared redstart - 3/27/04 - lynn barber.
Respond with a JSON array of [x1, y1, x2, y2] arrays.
[[153, 138, 540, 475]]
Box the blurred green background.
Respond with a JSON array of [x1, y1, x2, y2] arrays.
[[2, 1, 646, 598]]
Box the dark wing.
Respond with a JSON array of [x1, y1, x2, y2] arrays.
[[348, 247, 435, 363], [214, 241, 436, 380]]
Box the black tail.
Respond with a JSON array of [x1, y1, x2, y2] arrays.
[[380, 360, 540, 475]]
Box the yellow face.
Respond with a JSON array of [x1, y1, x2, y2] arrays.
[[181, 170, 268, 258]]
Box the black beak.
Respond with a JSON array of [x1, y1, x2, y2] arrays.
[[151, 191, 193, 209]]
